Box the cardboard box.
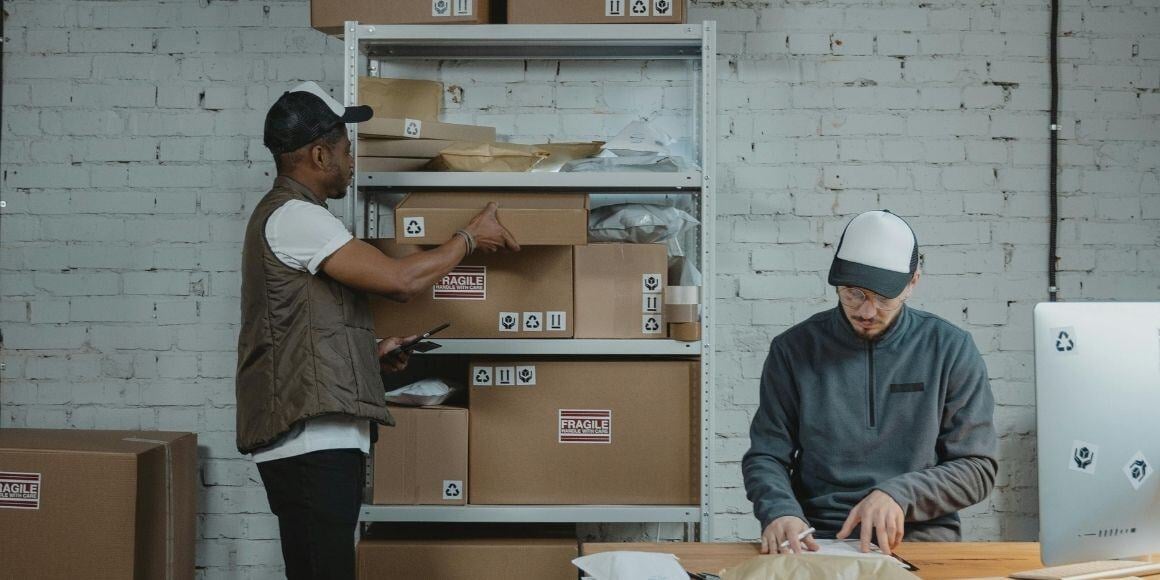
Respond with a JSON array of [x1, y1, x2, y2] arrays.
[[395, 192, 588, 246], [359, 77, 442, 122], [312, 0, 498, 34], [0, 429, 197, 580], [358, 157, 431, 172], [368, 240, 573, 339], [358, 536, 578, 580], [358, 139, 455, 159], [372, 406, 468, 505], [361, 118, 496, 142], [468, 359, 699, 505], [508, 0, 685, 24], [573, 243, 668, 339]]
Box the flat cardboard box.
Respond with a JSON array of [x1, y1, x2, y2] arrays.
[[359, 77, 442, 122], [358, 157, 431, 172], [358, 139, 456, 159], [312, 0, 498, 34], [508, 0, 685, 24], [573, 243, 668, 339], [468, 359, 699, 505], [395, 192, 588, 246], [358, 536, 578, 580], [368, 240, 573, 339], [372, 406, 468, 505], [360, 118, 496, 142], [0, 429, 197, 580]]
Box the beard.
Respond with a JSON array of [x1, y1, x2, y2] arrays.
[[323, 160, 352, 199]]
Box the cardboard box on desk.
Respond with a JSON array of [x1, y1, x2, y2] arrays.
[[508, 0, 685, 24], [367, 240, 573, 339], [360, 117, 496, 143], [468, 359, 699, 505], [0, 429, 197, 580], [395, 192, 588, 246], [358, 536, 578, 580], [312, 0, 500, 34], [372, 405, 468, 506], [573, 243, 668, 339]]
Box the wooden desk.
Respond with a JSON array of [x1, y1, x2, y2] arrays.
[[582, 542, 1046, 579]]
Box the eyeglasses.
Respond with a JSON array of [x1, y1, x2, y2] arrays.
[[838, 286, 906, 312]]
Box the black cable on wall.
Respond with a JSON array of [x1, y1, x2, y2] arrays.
[[1048, 0, 1060, 302]]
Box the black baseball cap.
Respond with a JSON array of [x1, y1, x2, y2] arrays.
[[828, 210, 919, 299], [264, 81, 373, 155]]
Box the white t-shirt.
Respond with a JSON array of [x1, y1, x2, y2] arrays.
[[250, 199, 371, 464]]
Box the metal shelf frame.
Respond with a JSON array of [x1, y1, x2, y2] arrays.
[[342, 21, 717, 540]]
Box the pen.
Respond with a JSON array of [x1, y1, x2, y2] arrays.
[[778, 527, 816, 549]]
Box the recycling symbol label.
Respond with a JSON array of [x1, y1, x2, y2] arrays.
[[653, 0, 672, 16], [605, 0, 624, 16], [498, 312, 519, 332], [1123, 452, 1152, 490], [516, 365, 536, 386], [642, 315, 663, 334], [432, 0, 450, 16], [630, 0, 649, 16], [442, 480, 463, 500], [642, 274, 662, 293], [523, 312, 543, 332], [1051, 326, 1076, 354], [472, 366, 493, 386], [1069, 440, 1099, 474], [403, 118, 423, 138], [403, 217, 425, 238]]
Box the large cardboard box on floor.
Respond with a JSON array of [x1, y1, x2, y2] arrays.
[[358, 536, 578, 580], [312, 0, 499, 34], [468, 359, 699, 504], [372, 406, 468, 505], [508, 0, 685, 24], [574, 243, 668, 338], [0, 429, 197, 580], [367, 240, 573, 338], [395, 192, 588, 246]]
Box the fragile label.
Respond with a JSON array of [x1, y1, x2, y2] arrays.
[[442, 480, 463, 500], [432, 0, 451, 17], [453, 0, 473, 16], [559, 410, 612, 444], [605, 0, 625, 16], [404, 118, 423, 138], [498, 312, 519, 332], [403, 216, 425, 238], [434, 266, 486, 300], [0, 472, 41, 510]]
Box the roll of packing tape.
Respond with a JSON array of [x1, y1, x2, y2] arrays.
[[669, 322, 701, 342], [664, 303, 699, 323], [665, 286, 700, 305]]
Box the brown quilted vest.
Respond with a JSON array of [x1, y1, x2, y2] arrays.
[[235, 176, 393, 454]]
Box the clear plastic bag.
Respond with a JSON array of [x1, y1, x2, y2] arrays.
[[588, 203, 700, 244]]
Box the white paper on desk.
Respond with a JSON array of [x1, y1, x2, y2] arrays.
[[572, 551, 687, 580], [803, 540, 907, 568]]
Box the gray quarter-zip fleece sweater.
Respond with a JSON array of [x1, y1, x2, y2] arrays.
[[742, 305, 998, 541]]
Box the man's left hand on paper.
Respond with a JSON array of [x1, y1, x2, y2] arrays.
[[836, 490, 905, 555], [377, 335, 417, 373]]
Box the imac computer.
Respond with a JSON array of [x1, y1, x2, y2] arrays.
[[1034, 302, 1160, 567]]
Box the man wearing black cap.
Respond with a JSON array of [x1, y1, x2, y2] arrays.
[[236, 81, 518, 579], [743, 210, 998, 557]]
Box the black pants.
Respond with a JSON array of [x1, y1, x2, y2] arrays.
[[258, 449, 365, 580]]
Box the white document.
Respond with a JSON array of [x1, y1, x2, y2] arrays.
[[803, 540, 908, 569]]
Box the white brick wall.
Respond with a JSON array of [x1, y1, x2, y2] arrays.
[[1, 0, 1157, 574]]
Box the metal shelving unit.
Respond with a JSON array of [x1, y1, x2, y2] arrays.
[[342, 21, 717, 540]]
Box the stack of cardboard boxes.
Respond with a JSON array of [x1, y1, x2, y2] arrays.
[[310, 0, 686, 33]]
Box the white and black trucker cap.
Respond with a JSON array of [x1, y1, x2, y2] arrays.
[[827, 210, 918, 299]]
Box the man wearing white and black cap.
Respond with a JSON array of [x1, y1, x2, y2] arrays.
[[236, 82, 518, 579], [743, 210, 998, 557]]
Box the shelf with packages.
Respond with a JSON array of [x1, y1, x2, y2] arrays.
[[360, 505, 701, 524], [344, 21, 717, 540]]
